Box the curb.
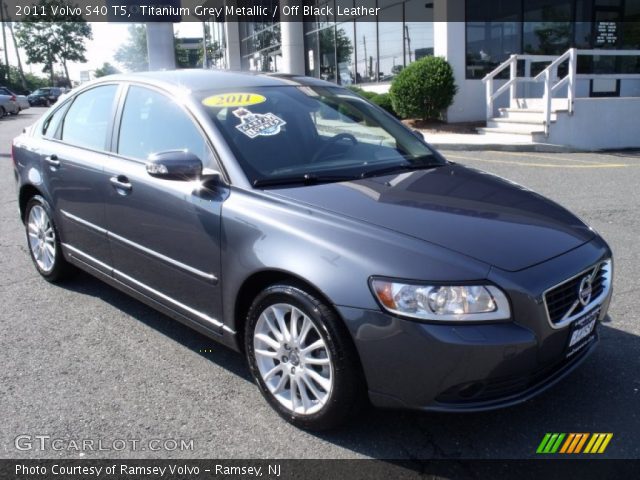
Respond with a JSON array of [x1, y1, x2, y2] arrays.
[[428, 142, 583, 153]]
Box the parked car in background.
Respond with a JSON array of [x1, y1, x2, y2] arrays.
[[12, 71, 613, 430], [0, 93, 19, 116], [27, 87, 63, 107], [0, 87, 30, 112]]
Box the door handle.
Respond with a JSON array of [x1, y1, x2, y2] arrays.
[[110, 175, 133, 193], [44, 154, 60, 167]]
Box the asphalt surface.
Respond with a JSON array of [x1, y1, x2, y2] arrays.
[[1, 109, 639, 460]]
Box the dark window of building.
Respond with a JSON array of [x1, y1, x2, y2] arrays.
[[240, 21, 282, 72], [336, 22, 356, 85], [466, 0, 640, 79], [404, 0, 434, 65], [303, 0, 434, 85], [356, 17, 377, 83], [523, 0, 573, 55], [378, 5, 404, 81], [466, 0, 521, 79]]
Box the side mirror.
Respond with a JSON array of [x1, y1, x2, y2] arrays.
[[412, 129, 424, 140], [146, 150, 203, 181]]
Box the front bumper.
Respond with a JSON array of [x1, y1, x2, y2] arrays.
[[337, 238, 612, 412]]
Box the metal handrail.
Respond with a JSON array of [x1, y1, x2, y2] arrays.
[[533, 49, 572, 82], [481, 53, 565, 121], [482, 48, 640, 134]]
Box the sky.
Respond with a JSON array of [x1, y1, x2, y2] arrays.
[[2, 22, 204, 83]]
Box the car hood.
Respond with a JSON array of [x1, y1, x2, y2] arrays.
[[267, 163, 595, 272]]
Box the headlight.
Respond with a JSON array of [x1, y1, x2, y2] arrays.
[[370, 278, 511, 322]]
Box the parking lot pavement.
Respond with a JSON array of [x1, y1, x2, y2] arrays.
[[1, 111, 639, 460]]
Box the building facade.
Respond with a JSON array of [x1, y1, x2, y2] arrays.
[[208, 0, 640, 121]]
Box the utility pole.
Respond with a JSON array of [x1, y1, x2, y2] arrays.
[[404, 25, 412, 63], [0, 0, 10, 85], [362, 35, 367, 79], [3, 2, 27, 90], [201, 21, 208, 69]]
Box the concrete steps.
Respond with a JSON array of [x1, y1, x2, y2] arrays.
[[477, 106, 567, 140]]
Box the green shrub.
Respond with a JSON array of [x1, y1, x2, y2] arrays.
[[371, 93, 395, 117], [347, 86, 396, 117], [347, 85, 378, 101], [389, 56, 458, 121]]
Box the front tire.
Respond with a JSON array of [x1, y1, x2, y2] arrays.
[[245, 284, 364, 430], [24, 195, 74, 282]]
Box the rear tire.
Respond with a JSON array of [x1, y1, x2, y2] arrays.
[[245, 283, 364, 430], [24, 195, 75, 283]]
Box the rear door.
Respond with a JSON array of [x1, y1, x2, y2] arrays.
[[41, 84, 121, 273], [103, 84, 227, 332]]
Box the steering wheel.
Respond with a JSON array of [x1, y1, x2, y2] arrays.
[[310, 133, 358, 163]]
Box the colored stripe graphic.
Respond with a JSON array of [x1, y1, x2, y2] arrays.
[[584, 433, 614, 454], [559, 433, 575, 453], [574, 433, 589, 453], [539, 433, 613, 454], [536, 433, 565, 453], [536, 433, 552, 453]]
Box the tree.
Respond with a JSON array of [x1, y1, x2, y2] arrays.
[[94, 62, 120, 78], [14, 0, 92, 86], [115, 24, 149, 72]]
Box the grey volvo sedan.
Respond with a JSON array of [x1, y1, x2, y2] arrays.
[[12, 71, 612, 430]]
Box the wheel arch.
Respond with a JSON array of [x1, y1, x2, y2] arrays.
[[19, 184, 44, 222], [232, 268, 369, 392], [232, 270, 347, 349]]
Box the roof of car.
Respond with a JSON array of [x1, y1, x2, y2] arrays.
[[100, 69, 338, 93]]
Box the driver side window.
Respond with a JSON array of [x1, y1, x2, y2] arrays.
[[118, 86, 211, 164]]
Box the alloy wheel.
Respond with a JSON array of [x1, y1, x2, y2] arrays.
[[27, 205, 56, 273], [253, 303, 334, 415]]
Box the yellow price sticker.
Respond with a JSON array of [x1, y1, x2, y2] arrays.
[[202, 92, 266, 108]]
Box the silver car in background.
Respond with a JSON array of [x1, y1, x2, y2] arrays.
[[0, 87, 29, 114], [0, 93, 19, 116]]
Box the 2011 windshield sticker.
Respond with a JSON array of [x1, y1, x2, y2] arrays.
[[233, 108, 286, 139], [202, 93, 266, 108]]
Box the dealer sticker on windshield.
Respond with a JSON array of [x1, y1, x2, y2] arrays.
[[202, 92, 266, 108], [233, 108, 286, 139]]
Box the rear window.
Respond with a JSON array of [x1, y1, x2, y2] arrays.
[[60, 85, 118, 151]]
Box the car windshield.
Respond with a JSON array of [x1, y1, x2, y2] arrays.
[[33, 89, 50, 95], [200, 86, 445, 187]]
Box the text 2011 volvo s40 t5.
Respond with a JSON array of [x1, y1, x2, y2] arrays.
[[12, 71, 613, 430]]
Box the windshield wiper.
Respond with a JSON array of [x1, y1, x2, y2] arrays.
[[253, 173, 356, 188], [360, 160, 444, 179]]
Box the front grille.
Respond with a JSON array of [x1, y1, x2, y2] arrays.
[[544, 260, 611, 325]]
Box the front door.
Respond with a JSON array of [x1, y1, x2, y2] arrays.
[[104, 84, 227, 333]]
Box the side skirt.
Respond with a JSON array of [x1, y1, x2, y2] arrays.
[[63, 247, 241, 352]]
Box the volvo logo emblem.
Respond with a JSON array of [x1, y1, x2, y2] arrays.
[[578, 276, 593, 306]]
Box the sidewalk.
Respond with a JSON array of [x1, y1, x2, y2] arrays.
[[417, 131, 576, 153]]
